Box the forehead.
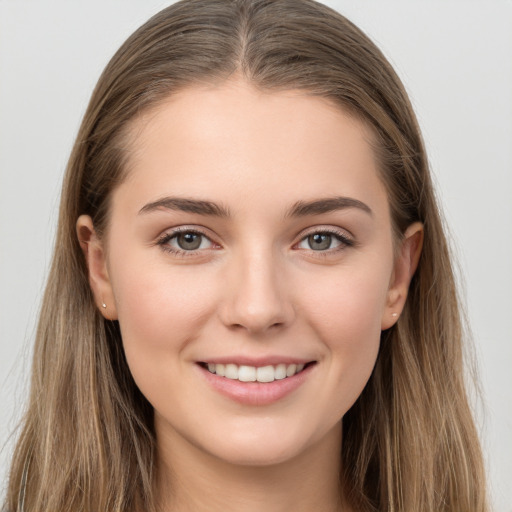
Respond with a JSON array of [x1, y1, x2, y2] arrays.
[[116, 78, 388, 219]]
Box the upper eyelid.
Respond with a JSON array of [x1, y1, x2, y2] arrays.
[[158, 225, 215, 241], [297, 225, 354, 241]]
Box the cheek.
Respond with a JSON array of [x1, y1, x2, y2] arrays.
[[296, 262, 390, 407], [300, 262, 390, 342], [110, 257, 217, 376]]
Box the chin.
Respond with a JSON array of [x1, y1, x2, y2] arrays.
[[208, 440, 306, 467], [191, 419, 330, 468]]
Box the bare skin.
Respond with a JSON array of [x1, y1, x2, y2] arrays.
[[155, 421, 344, 512], [78, 77, 422, 512]]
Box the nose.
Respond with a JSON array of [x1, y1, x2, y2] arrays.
[[219, 250, 295, 335]]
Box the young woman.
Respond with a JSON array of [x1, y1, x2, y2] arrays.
[[4, 0, 488, 511]]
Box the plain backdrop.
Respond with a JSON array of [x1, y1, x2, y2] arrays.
[[1, 1, 511, 510]]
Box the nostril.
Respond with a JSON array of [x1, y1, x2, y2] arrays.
[[228, 321, 284, 334]]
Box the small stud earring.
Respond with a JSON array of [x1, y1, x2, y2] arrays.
[[102, 303, 107, 309], [391, 313, 398, 318]]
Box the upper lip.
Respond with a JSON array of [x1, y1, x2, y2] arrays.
[[197, 356, 316, 367]]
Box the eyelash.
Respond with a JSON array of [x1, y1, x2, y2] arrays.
[[296, 228, 355, 256], [156, 227, 214, 258], [156, 226, 355, 258]]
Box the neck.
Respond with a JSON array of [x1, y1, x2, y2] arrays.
[[155, 424, 347, 512]]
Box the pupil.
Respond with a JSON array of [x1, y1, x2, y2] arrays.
[[309, 233, 331, 250], [178, 232, 201, 250]]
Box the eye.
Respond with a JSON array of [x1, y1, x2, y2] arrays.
[[296, 230, 353, 252], [173, 232, 208, 251], [157, 228, 216, 255]]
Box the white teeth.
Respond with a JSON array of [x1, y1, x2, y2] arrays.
[[274, 364, 287, 380], [256, 365, 275, 383], [238, 365, 256, 382], [286, 363, 297, 377], [206, 362, 307, 382], [225, 364, 238, 379]]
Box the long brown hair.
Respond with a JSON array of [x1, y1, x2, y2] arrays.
[[5, 1, 488, 510]]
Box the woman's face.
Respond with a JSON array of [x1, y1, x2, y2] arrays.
[[81, 78, 418, 467]]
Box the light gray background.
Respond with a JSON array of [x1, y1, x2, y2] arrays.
[[1, 1, 511, 510]]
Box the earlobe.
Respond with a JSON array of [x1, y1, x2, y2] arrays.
[[76, 215, 118, 320], [381, 222, 423, 330]]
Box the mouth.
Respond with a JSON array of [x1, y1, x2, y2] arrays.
[[197, 361, 316, 383], [196, 360, 317, 405]]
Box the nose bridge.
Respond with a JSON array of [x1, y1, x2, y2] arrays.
[[221, 242, 293, 334]]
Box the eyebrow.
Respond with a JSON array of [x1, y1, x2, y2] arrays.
[[285, 196, 373, 218], [138, 195, 372, 218], [139, 197, 231, 217]]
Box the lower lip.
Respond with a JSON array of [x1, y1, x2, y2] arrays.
[[197, 364, 315, 406]]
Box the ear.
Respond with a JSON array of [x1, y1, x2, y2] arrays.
[[381, 222, 423, 330], [76, 215, 118, 320]]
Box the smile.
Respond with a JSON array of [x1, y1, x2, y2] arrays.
[[198, 360, 316, 405], [203, 362, 307, 382]]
